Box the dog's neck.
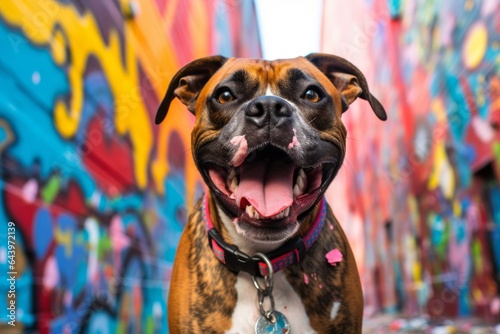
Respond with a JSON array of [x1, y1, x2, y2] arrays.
[[207, 193, 320, 255]]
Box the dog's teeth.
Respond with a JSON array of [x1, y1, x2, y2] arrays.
[[299, 168, 306, 179], [230, 177, 238, 192], [245, 205, 261, 219], [284, 207, 290, 217], [246, 205, 253, 218], [294, 168, 308, 196], [297, 175, 304, 189], [227, 168, 238, 192], [293, 184, 301, 197]]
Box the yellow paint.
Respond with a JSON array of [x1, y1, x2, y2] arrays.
[[472, 287, 483, 302], [407, 236, 422, 283], [465, 0, 474, 11], [431, 98, 446, 123], [0, 1, 151, 188], [151, 102, 201, 209], [452, 200, 461, 217], [54, 227, 73, 257], [0, 0, 203, 200], [51, 28, 66, 65], [462, 22, 488, 70], [129, 0, 204, 206], [428, 142, 455, 199], [189, 1, 210, 58]]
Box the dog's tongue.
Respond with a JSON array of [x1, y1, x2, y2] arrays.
[[235, 159, 294, 217]]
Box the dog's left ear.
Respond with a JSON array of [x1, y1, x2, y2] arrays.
[[155, 55, 228, 124], [305, 53, 387, 121]]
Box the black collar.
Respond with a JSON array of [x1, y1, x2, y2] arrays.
[[202, 195, 327, 277]]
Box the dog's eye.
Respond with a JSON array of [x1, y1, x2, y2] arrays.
[[216, 89, 236, 104], [303, 88, 321, 103]]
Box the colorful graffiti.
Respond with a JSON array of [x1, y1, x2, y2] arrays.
[[322, 0, 500, 321], [0, 0, 260, 332]]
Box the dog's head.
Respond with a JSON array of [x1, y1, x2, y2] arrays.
[[156, 54, 386, 244]]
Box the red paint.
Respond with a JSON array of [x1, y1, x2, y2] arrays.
[[81, 114, 135, 197]]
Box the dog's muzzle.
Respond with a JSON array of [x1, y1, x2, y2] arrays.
[[196, 96, 342, 241]]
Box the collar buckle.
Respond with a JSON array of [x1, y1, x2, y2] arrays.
[[207, 228, 260, 276]]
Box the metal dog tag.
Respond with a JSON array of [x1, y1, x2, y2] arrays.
[[255, 311, 290, 334]]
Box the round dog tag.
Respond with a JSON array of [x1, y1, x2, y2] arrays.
[[255, 311, 290, 334]]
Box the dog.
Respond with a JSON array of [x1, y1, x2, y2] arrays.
[[156, 53, 386, 333]]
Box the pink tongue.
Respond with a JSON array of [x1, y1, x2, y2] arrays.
[[235, 159, 295, 217]]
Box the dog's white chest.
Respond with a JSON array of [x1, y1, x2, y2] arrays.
[[226, 271, 316, 334]]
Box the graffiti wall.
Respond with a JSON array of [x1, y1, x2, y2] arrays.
[[322, 0, 500, 320], [0, 0, 261, 332]]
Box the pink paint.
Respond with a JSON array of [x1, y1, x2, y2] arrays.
[[22, 178, 38, 203], [43, 256, 59, 289], [110, 215, 130, 270], [326, 248, 343, 266], [230, 135, 248, 166], [491, 297, 500, 315], [288, 129, 301, 149], [304, 273, 309, 285], [329, 224, 334, 230]]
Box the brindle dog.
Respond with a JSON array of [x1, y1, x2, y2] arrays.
[[156, 54, 386, 333]]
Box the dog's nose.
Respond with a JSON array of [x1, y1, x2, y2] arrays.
[[246, 96, 292, 127]]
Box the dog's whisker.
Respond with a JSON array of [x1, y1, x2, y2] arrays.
[[346, 136, 359, 142], [342, 158, 355, 174], [307, 116, 318, 125]]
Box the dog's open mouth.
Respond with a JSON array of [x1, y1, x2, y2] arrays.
[[204, 145, 335, 234]]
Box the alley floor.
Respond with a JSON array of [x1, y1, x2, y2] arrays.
[[363, 314, 500, 333]]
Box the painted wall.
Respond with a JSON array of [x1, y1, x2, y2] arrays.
[[0, 0, 261, 332], [322, 0, 500, 320]]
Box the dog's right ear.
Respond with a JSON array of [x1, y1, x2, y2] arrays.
[[155, 55, 227, 124], [305, 53, 387, 121]]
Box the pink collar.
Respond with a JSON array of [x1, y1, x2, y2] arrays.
[[202, 195, 327, 277]]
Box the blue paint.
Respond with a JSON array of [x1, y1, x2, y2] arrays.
[[451, 217, 465, 244], [54, 214, 86, 286], [444, 74, 470, 140], [33, 208, 54, 258], [0, 20, 68, 111], [488, 187, 500, 277], [213, 6, 234, 57], [76, 71, 115, 146], [0, 170, 35, 325], [429, 213, 446, 249], [86, 312, 115, 334], [0, 66, 98, 199], [156, 169, 186, 264], [0, 125, 6, 143]]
